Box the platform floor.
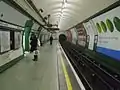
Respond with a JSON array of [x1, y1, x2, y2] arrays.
[[0, 41, 82, 90]]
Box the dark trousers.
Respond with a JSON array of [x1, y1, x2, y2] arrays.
[[50, 41, 52, 45], [40, 42, 43, 46], [30, 46, 37, 52]]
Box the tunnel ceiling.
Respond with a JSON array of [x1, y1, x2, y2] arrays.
[[32, 0, 118, 30]]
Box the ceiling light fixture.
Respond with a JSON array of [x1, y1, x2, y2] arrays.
[[61, 10, 63, 14], [62, 0, 67, 10], [62, 3, 66, 9], [63, 0, 67, 4], [58, 0, 67, 25]]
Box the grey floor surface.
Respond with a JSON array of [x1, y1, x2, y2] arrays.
[[0, 41, 59, 90], [0, 41, 81, 90]]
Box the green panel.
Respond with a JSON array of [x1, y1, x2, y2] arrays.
[[25, 27, 30, 51], [24, 20, 33, 51], [22, 31, 25, 54]]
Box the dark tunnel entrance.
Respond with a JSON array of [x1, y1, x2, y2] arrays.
[[59, 34, 67, 43]]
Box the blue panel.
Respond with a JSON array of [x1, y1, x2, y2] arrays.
[[97, 47, 120, 61]]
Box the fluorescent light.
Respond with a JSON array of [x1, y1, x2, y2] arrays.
[[62, 3, 67, 9], [61, 9, 64, 13], [63, 0, 67, 3], [62, 0, 67, 9]]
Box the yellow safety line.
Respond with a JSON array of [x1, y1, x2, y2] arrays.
[[60, 54, 73, 90]]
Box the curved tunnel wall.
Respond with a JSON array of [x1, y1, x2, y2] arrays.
[[59, 34, 67, 43], [0, 1, 50, 70], [65, 3, 120, 62], [0, 1, 29, 67]]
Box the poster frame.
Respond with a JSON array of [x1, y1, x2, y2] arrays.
[[0, 28, 10, 54], [0, 26, 22, 54]]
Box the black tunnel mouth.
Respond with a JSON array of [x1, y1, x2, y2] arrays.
[[59, 34, 67, 43]]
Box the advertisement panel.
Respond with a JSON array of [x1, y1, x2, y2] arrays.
[[14, 32, 21, 49], [70, 28, 78, 44], [75, 24, 87, 47], [66, 30, 72, 42], [83, 21, 95, 50], [0, 30, 10, 53], [83, 20, 98, 50], [92, 6, 120, 60]]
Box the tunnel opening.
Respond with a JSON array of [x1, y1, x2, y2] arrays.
[[59, 34, 67, 43]]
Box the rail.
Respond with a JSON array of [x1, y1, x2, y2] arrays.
[[60, 41, 120, 90]]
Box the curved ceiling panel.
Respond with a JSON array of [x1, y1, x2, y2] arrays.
[[32, 0, 118, 30]]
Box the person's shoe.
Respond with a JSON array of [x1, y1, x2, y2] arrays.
[[33, 59, 38, 61], [35, 59, 38, 61], [32, 59, 35, 61]]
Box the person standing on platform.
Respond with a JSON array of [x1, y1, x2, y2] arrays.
[[30, 33, 35, 52], [30, 34, 37, 52], [50, 35, 53, 45], [30, 35, 38, 61]]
